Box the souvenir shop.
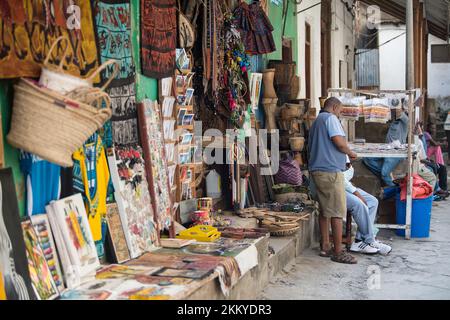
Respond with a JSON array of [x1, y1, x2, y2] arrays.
[[0, 0, 314, 301]]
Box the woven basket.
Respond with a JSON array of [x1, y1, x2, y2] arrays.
[[289, 137, 305, 151], [39, 36, 119, 94], [270, 226, 300, 237], [7, 79, 112, 167]]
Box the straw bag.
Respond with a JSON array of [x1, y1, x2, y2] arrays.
[[7, 79, 112, 167], [39, 36, 119, 94]]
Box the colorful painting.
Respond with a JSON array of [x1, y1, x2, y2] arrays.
[[30, 214, 64, 291], [0, 0, 99, 79], [137, 100, 173, 232], [92, 0, 135, 87], [105, 203, 130, 263], [21, 220, 59, 300], [153, 267, 213, 280], [92, 0, 139, 147], [46, 194, 100, 289], [0, 168, 36, 300], [140, 0, 177, 78], [107, 146, 158, 259]]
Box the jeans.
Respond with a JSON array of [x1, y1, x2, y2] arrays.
[[363, 157, 402, 187], [346, 188, 379, 244]]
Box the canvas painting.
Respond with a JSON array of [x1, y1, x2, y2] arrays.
[[108, 146, 158, 259], [21, 220, 59, 300], [153, 267, 213, 280], [138, 100, 173, 232], [0, 168, 36, 300], [46, 194, 100, 289], [105, 203, 131, 264], [30, 214, 64, 292], [0, 1, 99, 79]]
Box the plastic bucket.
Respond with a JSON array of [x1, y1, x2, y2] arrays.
[[395, 193, 432, 238]]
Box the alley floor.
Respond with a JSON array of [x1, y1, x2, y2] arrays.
[[260, 199, 450, 300]]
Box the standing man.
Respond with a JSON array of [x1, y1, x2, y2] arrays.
[[309, 97, 358, 264]]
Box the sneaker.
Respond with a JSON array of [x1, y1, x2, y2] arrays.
[[371, 240, 392, 255], [350, 241, 379, 255]]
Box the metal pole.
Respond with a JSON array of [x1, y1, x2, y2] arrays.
[[405, 91, 414, 240], [406, 0, 415, 89]]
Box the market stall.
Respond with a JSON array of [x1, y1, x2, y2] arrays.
[[328, 88, 421, 240]]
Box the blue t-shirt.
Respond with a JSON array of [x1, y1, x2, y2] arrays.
[[308, 112, 347, 173]]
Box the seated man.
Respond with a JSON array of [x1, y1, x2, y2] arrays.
[[344, 158, 392, 255], [363, 108, 408, 186]]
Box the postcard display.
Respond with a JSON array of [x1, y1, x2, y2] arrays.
[[173, 49, 198, 204], [137, 100, 173, 233]]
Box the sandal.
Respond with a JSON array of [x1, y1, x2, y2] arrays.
[[331, 251, 357, 264], [319, 248, 333, 257]]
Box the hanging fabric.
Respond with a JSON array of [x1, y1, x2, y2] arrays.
[[141, 0, 177, 79], [233, 1, 276, 55]]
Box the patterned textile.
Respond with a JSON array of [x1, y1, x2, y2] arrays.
[[92, 0, 139, 147], [140, 0, 177, 79], [0, 1, 99, 79], [233, 2, 276, 55], [274, 155, 303, 186]]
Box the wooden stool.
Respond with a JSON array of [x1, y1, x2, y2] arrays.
[[345, 210, 352, 251]]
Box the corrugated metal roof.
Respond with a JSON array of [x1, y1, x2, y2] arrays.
[[362, 0, 450, 40], [356, 49, 380, 87]]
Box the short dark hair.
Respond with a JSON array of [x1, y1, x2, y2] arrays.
[[323, 97, 342, 110]]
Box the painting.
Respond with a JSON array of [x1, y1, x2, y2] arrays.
[[107, 145, 158, 259], [153, 267, 213, 280], [0, 168, 36, 300], [29, 214, 64, 292], [21, 220, 59, 300], [92, 0, 135, 87], [105, 203, 131, 264], [46, 194, 100, 289], [141, 0, 177, 79], [137, 100, 173, 232], [0, 0, 99, 79], [108, 83, 139, 146]]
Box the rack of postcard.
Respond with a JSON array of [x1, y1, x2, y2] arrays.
[[161, 49, 201, 215], [327, 88, 421, 240]]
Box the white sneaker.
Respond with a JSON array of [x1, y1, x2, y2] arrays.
[[350, 241, 379, 254], [371, 240, 392, 255]]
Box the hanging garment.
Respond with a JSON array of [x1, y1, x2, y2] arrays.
[[73, 134, 110, 243], [19, 152, 61, 216], [233, 1, 276, 55], [140, 0, 177, 78]]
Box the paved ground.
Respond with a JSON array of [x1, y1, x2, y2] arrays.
[[261, 199, 450, 300]]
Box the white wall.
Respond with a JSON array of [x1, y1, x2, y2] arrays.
[[428, 34, 450, 99], [296, 0, 322, 109], [330, 0, 355, 89], [378, 24, 406, 90]]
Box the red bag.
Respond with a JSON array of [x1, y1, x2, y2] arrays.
[[400, 174, 433, 201]]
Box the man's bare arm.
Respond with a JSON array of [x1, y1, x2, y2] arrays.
[[331, 136, 357, 160]]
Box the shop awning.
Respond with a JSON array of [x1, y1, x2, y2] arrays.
[[362, 0, 450, 40]]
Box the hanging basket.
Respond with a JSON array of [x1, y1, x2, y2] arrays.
[[7, 78, 112, 167], [39, 36, 119, 94]]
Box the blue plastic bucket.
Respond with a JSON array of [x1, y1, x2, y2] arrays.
[[395, 193, 432, 238]]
